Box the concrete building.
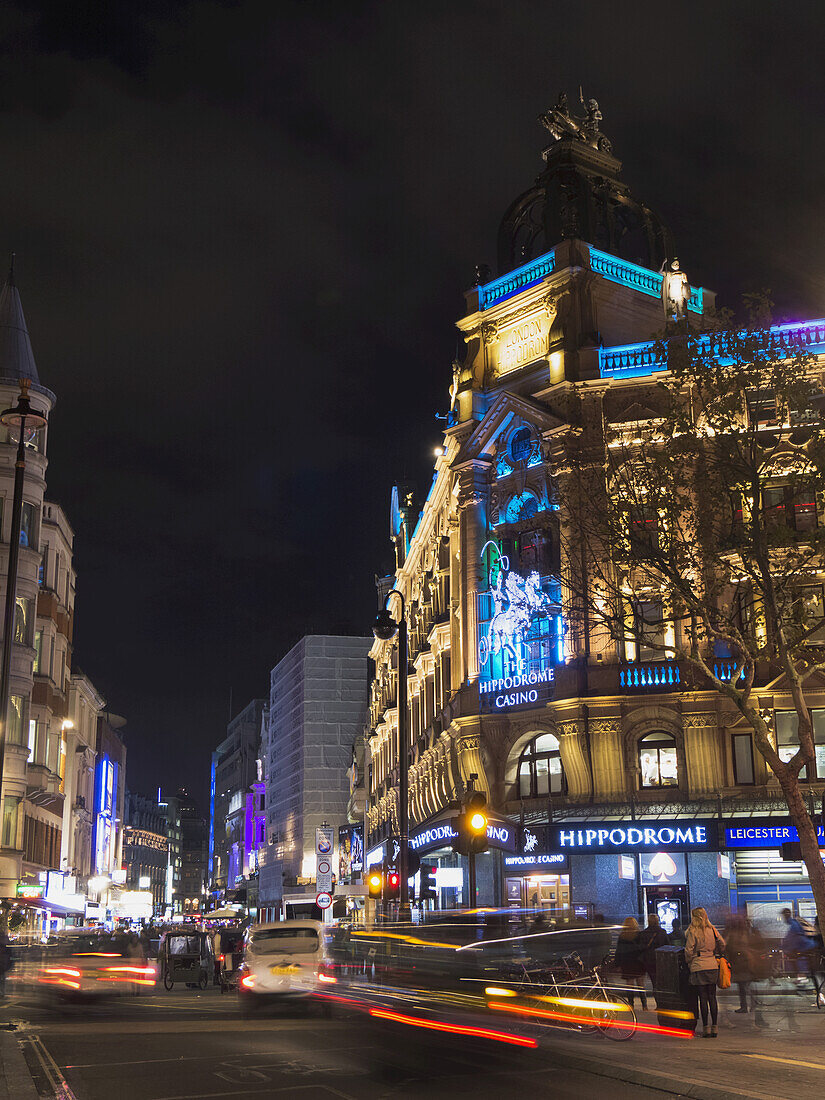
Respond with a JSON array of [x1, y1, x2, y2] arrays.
[[362, 97, 825, 929], [93, 712, 127, 887], [208, 698, 265, 905], [259, 636, 370, 918]]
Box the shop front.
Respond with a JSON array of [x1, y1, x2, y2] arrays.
[[503, 840, 570, 919], [366, 814, 518, 910], [722, 817, 825, 932], [530, 818, 727, 930]]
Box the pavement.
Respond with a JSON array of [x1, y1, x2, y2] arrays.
[[0, 980, 823, 1099]]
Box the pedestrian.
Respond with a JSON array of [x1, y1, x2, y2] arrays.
[[668, 919, 686, 948], [639, 913, 668, 991], [615, 917, 647, 1010], [725, 912, 766, 1019], [808, 917, 825, 1008], [685, 906, 725, 1037], [781, 908, 812, 982]]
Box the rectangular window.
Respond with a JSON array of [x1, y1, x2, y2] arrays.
[[732, 733, 755, 785], [13, 596, 32, 646], [27, 719, 37, 762], [1, 796, 19, 848], [747, 388, 778, 427], [7, 695, 26, 745], [798, 585, 825, 644], [33, 630, 43, 673], [635, 600, 665, 661], [775, 709, 825, 779], [629, 505, 659, 559], [20, 502, 35, 549]]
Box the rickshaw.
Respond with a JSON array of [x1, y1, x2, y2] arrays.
[[217, 927, 246, 993], [159, 929, 214, 990]]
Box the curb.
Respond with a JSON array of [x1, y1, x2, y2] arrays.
[[0, 1028, 38, 1100], [543, 1041, 776, 1100]]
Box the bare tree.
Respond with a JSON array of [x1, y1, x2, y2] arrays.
[[562, 302, 825, 926]]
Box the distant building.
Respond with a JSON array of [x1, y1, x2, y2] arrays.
[[124, 791, 168, 916], [258, 636, 370, 919], [163, 789, 207, 915], [208, 698, 265, 905]]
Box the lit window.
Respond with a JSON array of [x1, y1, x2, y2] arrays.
[[775, 709, 825, 779], [517, 733, 565, 798], [639, 731, 678, 789]]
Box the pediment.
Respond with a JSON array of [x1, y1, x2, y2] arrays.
[[456, 392, 568, 464], [607, 401, 661, 425]]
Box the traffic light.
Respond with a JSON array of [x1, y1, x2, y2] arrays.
[[452, 792, 489, 855], [385, 870, 400, 899], [367, 869, 383, 898]]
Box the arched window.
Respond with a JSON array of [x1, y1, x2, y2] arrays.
[[510, 427, 532, 462], [638, 731, 678, 788], [518, 733, 565, 798]]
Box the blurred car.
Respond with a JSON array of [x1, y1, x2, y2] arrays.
[[238, 920, 332, 1010], [28, 931, 155, 1003]]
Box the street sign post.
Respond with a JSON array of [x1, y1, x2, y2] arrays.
[[316, 857, 333, 894]]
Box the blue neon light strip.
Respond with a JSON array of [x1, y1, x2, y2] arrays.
[[478, 251, 556, 310], [599, 317, 825, 381], [588, 247, 704, 315]]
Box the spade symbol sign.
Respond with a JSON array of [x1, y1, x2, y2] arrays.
[[648, 852, 678, 883]]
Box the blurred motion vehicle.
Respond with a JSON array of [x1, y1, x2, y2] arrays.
[[238, 919, 331, 1010], [217, 927, 245, 993], [158, 929, 215, 990], [24, 931, 155, 1003]]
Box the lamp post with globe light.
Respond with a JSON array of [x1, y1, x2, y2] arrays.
[[0, 380, 47, 814], [372, 590, 411, 921]]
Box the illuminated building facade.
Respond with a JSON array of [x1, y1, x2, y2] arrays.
[[124, 791, 169, 915], [259, 635, 370, 919], [364, 100, 825, 926], [208, 697, 265, 907]]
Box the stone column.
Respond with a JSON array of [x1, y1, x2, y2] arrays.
[[556, 718, 593, 800], [455, 461, 490, 685]]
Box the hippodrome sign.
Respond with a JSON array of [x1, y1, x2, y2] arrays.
[[409, 817, 517, 854], [549, 819, 718, 853]]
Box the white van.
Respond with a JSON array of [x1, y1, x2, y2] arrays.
[[238, 920, 332, 1009]]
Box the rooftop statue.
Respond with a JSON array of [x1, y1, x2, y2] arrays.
[[538, 88, 612, 154], [660, 257, 692, 323]]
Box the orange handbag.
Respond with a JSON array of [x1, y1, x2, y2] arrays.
[[717, 957, 732, 989]]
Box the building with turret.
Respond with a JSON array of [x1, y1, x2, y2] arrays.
[[363, 98, 825, 930]]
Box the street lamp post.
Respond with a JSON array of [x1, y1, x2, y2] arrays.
[[0, 380, 47, 819], [373, 590, 411, 922]]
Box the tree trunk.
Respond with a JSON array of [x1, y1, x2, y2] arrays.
[[775, 767, 825, 930]]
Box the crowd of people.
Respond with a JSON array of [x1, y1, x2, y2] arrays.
[[612, 906, 825, 1037]]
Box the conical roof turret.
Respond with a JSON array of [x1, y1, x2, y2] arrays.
[[0, 258, 41, 387]]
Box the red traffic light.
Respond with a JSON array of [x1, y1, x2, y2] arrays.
[[387, 873, 399, 888]]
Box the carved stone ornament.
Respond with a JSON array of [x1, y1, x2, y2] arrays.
[[590, 718, 622, 736], [557, 719, 585, 738], [682, 713, 717, 730]]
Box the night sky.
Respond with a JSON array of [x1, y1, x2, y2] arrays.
[[1, 1, 823, 804]]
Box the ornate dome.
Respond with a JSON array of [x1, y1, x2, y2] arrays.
[[497, 95, 674, 275]]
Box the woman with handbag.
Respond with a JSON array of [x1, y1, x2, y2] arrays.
[[685, 907, 726, 1037]]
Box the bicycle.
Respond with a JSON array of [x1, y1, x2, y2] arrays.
[[515, 951, 637, 1041]]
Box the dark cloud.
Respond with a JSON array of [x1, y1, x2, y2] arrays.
[[0, 1, 821, 801]]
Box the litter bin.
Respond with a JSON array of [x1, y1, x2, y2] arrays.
[[654, 945, 697, 1033]]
